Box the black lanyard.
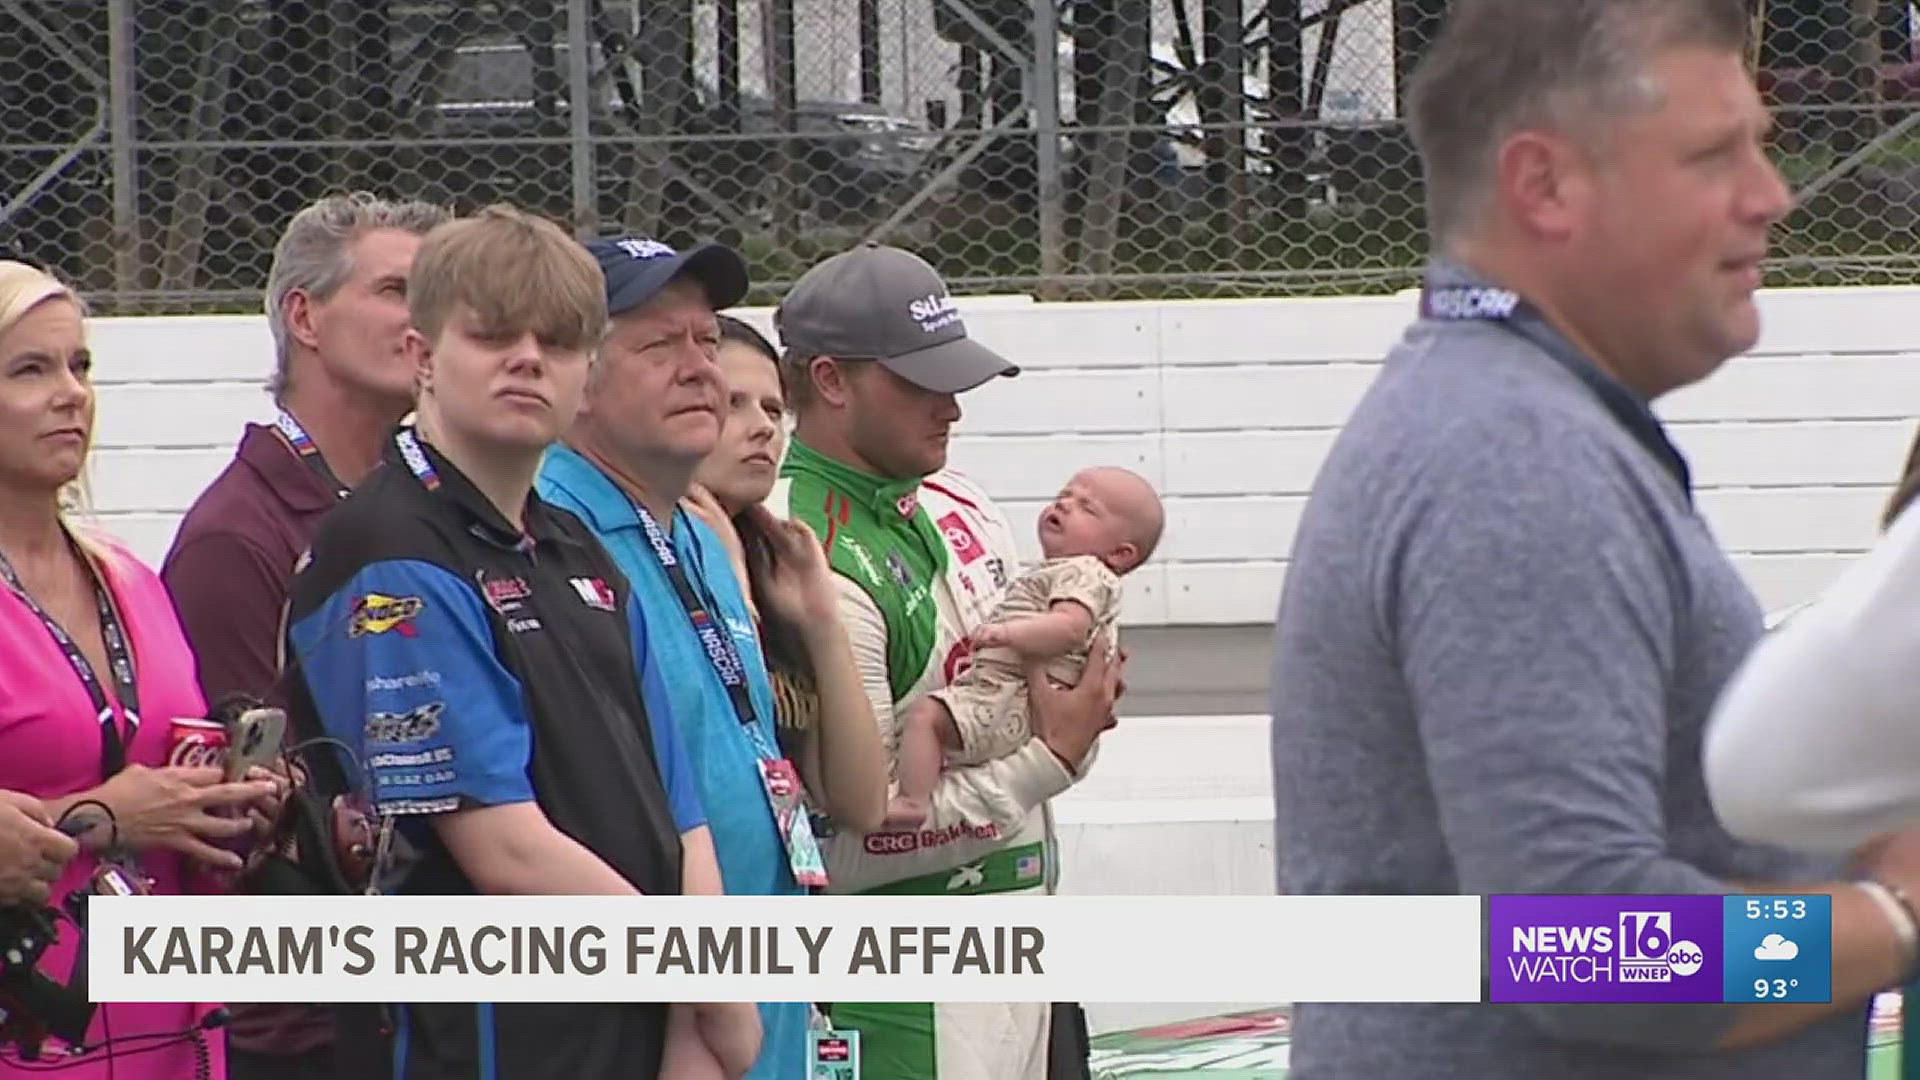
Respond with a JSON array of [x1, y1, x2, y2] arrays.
[[631, 498, 775, 758], [275, 409, 351, 500], [0, 542, 140, 779], [1419, 268, 1695, 506]]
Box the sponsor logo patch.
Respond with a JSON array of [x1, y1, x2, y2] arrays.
[[365, 670, 441, 693], [378, 796, 461, 816], [861, 821, 1000, 856], [363, 701, 444, 744], [569, 576, 618, 612], [367, 747, 455, 769], [349, 593, 423, 637], [938, 511, 984, 564], [479, 573, 532, 615]]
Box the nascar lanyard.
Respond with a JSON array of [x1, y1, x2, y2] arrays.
[[0, 543, 140, 779], [630, 498, 777, 760], [1419, 269, 1694, 506], [274, 409, 351, 500], [394, 428, 442, 491]]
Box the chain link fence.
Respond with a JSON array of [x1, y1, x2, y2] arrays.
[[2, 1, 1917, 314]]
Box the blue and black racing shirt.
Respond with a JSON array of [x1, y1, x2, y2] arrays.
[[281, 428, 697, 1080]]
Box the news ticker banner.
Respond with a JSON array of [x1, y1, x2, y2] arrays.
[[89, 895, 1483, 1004], [81, 894, 1831, 1005]]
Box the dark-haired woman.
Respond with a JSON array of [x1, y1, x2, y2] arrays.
[[684, 315, 889, 836]]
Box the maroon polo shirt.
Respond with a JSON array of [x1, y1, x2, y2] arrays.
[[161, 421, 340, 1057]]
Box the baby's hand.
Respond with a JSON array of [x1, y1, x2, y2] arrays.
[[971, 623, 1010, 649]]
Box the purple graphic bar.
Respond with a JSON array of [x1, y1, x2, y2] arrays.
[[1489, 895, 1724, 1003]]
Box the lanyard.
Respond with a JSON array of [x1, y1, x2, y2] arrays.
[[394, 428, 442, 491], [0, 542, 140, 779], [630, 498, 776, 760], [1419, 276, 1695, 506], [274, 410, 351, 500]]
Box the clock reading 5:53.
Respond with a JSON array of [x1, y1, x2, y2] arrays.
[[1746, 899, 1808, 920]]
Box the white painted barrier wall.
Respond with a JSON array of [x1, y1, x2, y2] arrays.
[[75, 286, 1920, 625]]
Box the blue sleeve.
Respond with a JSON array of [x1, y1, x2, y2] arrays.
[[629, 594, 706, 832], [287, 559, 534, 816]]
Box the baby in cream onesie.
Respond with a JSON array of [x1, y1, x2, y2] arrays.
[[886, 466, 1164, 828]]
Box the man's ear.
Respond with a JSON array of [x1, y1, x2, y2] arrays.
[[811, 356, 854, 408], [283, 289, 323, 352], [1495, 129, 1590, 242], [402, 327, 433, 398]]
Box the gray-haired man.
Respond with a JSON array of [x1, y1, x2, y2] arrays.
[[1270, 1, 1920, 1078], [162, 190, 449, 1080]]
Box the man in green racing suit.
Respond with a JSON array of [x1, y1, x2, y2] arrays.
[[768, 243, 1122, 1080]]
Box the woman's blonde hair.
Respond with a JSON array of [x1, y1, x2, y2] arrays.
[[0, 260, 101, 550]]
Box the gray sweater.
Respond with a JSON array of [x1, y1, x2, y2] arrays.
[[1268, 312, 1866, 1078]]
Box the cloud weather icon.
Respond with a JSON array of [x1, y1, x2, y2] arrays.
[[1755, 934, 1800, 961]]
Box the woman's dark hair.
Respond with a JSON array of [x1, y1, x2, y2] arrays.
[[715, 313, 815, 689], [716, 313, 779, 369]]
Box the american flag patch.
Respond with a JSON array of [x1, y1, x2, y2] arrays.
[[1015, 854, 1041, 880]]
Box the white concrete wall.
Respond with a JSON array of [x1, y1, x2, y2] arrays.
[[1052, 712, 1275, 1033], [75, 285, 1920, 626]]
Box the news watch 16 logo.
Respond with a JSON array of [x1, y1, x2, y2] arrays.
[[1489, 895, 1723, 1004], [1617, 911, 1704, 980]]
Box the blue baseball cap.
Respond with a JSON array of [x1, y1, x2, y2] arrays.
[[585, 236, 750, 316]]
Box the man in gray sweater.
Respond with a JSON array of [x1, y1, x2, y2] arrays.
[[1270, 1, 1920, 1076]]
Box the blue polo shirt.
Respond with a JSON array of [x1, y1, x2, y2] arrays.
[[537, 443, 807, 1080]]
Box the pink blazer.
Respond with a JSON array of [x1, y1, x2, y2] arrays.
[[0, 533, 226, 1079]]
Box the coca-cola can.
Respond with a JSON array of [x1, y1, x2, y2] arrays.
[[168, 716, 228, 771]]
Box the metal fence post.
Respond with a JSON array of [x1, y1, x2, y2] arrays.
[[1032, 0, 1064, 296], [766, 0, 799, 252], [107, 0, 138, 296], [566, 0, 597, 238]]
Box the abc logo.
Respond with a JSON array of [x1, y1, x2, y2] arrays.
[[1666, 940, 1704, 977]]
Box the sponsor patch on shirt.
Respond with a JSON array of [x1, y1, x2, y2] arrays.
[[938, 511, 985, 565], [569, 576, 617, 612], [478, 572, 532, 615], [363, 701, 444, 744], [862, 821, 1000, 855], [349, 593, 423, 637]]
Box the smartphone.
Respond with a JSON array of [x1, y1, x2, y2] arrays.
[[224, 707, 287, 782]]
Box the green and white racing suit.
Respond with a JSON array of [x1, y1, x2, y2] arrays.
[[773, 438, 1087, 1080]]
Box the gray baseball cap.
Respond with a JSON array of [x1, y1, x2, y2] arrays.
[[775, 243, 1019, 394]]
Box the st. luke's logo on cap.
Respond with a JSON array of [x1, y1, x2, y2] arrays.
[[907, 292, 960, 334]]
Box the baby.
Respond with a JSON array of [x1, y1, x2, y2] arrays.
[[886, 466, 1165, 829]]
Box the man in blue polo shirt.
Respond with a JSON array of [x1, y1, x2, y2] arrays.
[[536, 236, 810, 1080]]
